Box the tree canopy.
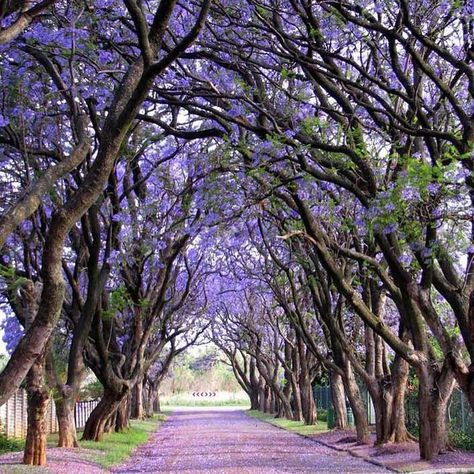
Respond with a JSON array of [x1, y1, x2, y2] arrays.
[[0, 0, 473, 465]]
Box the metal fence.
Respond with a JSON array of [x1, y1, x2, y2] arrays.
[[0, 390, 99, 439], [405, 387, 474, 442], [315, 384, 474, 446], [314, 385, 332, 411], [313, 384, 375, 424]]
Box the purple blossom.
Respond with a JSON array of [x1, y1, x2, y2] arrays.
[[427, 183, 440, 195], [401, 186, 420, 202], [383, 223, 398, 234], [399, 253, 413, 265], [455, 168, 470, 181]]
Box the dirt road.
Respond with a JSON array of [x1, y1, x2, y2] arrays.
[[113, 408, 387, 473]]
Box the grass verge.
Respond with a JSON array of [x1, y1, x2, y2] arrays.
[[246, 410, 328, 436], [77, 414, 166, 468], [161, 391, 249, 407], [0, 415, 166, 470]]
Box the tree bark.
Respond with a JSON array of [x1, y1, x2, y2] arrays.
[[330, 371, 348, 429], [383, 356, 410, 443], [263, 384, 273, 413], [82, 389, 125, 441], [115, 396, 130, 432], [131, 379, 144, 419], [153, 392, 161, 413], [343, 360, 370, 444], [56, 389, 79, 448], [417, 366, 455, 460], [23, 354, 49, 466], [249, 389, 259, 410], [297, 338, 316, 425]]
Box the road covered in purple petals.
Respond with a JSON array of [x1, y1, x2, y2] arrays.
[[113, 408, 387, 473]]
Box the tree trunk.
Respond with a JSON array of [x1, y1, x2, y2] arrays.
[[288, 378, 301, 421], [249, 389, 259, 410], [248, 358, 260, 411], [297, 337, 316, 425], [153, 392, 161, 413], [258, 381, 266, 412], [417, 366, 455, 460], [384, 357, 410, 443], [298, 362, 315, 425], [330, 371, 347, 429], [145, 385, 154, 418], [23, 356, 49, 466], [56, 390, 79, 448], [115, 396, 130, 432], [368, 382, 390, 446], [105, 411, 117, 433], [131, 379, 144, 419], [343, 361, 370, 444], [290, 374, 303, 421], [82, 389, 125, 441], [263, 385, 273, 413], [300, 382, 316, 425]]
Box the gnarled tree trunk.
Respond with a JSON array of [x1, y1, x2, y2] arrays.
[[82, 389, 126, 441], [115, 396, 130, 432], [383, 356, 410, 444], [417, 366, 455, 460], [23, 354, 49, 466]]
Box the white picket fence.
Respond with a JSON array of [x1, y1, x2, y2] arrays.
[[0, 390, 99, 438]]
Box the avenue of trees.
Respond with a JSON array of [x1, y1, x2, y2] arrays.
[[0, 0, 472, 465]]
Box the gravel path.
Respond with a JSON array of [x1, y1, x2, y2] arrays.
[[113, 408, 388, 473]]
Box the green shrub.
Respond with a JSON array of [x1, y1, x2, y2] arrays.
[[449, 431, 474, 451], [317, 409, 327, 422], [0, 432, 24, 454]]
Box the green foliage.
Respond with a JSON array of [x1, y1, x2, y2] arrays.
[[300, 116, 329, 136], [280, 67, 296, 80], [101, 285, 131, 321], [449, 431, 474, 451], [309, 27, 322, 40], [79, 377, 103, 400], [255, 4, 270, 18], [161, 348, 243, 396], [317, 409, 328, 422], [0, 264, 28, 293], [0, 432, 24, 455]]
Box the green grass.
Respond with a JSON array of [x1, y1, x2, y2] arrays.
[[246, 410, 328, 436], [161, 391, 250, 407], [77, 414, 166, 468], [0, 415, 166, 471]]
